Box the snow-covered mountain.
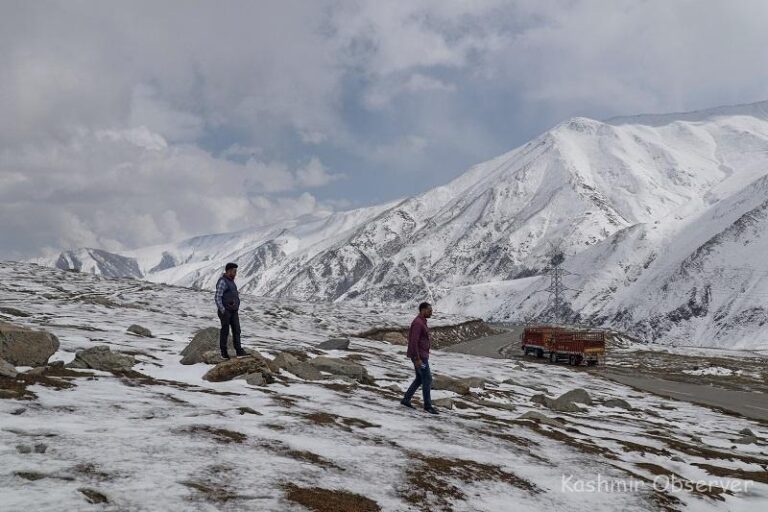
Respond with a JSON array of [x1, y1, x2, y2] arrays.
[[37, 100, 768, 348]]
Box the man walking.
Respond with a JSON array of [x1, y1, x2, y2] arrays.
[[401, 302, 438, 414], [215, 262, 246, 359]]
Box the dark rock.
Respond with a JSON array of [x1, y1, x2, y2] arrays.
[[16, 444, 32, 454], [431, 375, 484, 396], [203, 355, 274, 383], [0, 323, 59, 366], [180, 327, 237, 365], [0, 358, 18, 378], [603, 398, 632, 410], [33, 443, 48, 454], [245, 373, 266, 386], [287, 362, 324, 381], [127, 324, 153, 337], [529, 388, 591, 413], [517, 411, 565, 427], [317, 337, 350, 350], [309, 356, 373, 384], [268, 352, 301, 373], [67, 346, 136, 372], [0, 307, 30, 317], [79, 488, 109, 504]]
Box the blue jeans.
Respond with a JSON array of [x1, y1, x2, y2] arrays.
[[403, 359, 432, 409]]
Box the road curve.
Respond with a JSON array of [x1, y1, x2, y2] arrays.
[[443, 328, 768, 423]]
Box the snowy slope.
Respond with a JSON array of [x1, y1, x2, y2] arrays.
[[2, 261, 767, 511], [36, 100, 768, 347]]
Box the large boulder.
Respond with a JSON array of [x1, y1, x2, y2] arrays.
[[382, 332, 406, 344], [180, 327, 236, 365], [285, 362, 324, 381], [127, 324, 153, 338], [309, 356, 374, 384], [432, 375, 470, 395], [317, 337, 350, 350], [518, 411, 565, 427], [267, 351, 323, 380], [268, 351, 301, 373], [0, 323, 59, 366], [529, 388, 592, 413], [203, 355, 274, 383], [67, 346, 136, 372], [603, 398, 632, 410], [556, 388, 592, 406], [0, 358, 18, 378], [432, 375, 485, 396]]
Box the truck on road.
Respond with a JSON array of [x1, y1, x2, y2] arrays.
[[521, 326, 605, 366]]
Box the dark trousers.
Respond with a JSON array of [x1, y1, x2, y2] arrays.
[[403, 359, 432, 409], [217, 309, 242, 356]]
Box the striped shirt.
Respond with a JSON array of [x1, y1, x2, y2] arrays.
[[214, 276, 227, 312]]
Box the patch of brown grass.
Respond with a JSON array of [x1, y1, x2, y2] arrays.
[[283, 483, 380, 512], [648, 433, 767, 465], [256, 439, 342, 470], [176, 425, 247, 444], [400, 454, 541, 511], [635, 463, 730, 501], [301, 411, 379, 431], [692, 463, 768, 484], [615, 440, 672, 457], [181, 480, 240, 504]]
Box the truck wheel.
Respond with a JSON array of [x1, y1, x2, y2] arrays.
[[536, 349, 543, 358], [568, 355, 576, 365], [549, 352, 557, 363]]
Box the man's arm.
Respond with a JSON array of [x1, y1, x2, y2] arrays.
[[408, 321, 423, 368], [214, 279, 226, 313]]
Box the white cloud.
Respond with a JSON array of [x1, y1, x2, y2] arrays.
[[0, 128, 340, 257], [2, 0, 768, 259]]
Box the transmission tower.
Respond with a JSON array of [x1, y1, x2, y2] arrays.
[[539, 243, 579, 324]]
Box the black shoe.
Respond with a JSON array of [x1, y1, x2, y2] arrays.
[[400, 400, 414, 409], [221, 353, 230, 360], [424, 407, 439, 415], [235, 351, 247, 358]]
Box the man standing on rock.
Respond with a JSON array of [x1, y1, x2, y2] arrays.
[[215, 263, 246, 359], [401, 302, 438, 414]]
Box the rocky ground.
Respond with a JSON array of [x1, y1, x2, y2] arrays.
[[1, 261, 767, 511]]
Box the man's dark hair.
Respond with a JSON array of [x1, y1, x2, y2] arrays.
[[225, 262, 238, 271], [419, 302, 431, 312]]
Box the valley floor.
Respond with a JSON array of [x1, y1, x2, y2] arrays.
[[1, 261, 767, 511]]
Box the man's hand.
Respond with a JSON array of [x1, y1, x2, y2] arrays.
[[413, 358, 422, 370]]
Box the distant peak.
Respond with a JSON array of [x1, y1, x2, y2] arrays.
[[555, 117, 605, 134], [605, 99, 768, 127]]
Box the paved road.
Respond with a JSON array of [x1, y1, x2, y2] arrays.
[[444, 328, 768, 423], [443, 328, 522, 358], [597, 369, 768, 422]]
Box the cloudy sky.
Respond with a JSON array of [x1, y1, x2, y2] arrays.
[[2, 0, 767, 259]]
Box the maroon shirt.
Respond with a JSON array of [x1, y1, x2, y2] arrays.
[[406, 315, 430, 361]]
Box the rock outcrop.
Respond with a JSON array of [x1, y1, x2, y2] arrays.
[[180, 327, 236, 365], [0, 358, 18, 378], [530, 388, 592, 413], [127, 324, 153, 337], [203, 355, 274, 383], [309, 356, 373, 384], [431, 375, 486, 396], [0, 323, 59, 366], [317, 337, 351, 350], [67, 346, 137, 372]]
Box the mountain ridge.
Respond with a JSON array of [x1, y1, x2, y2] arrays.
[[34, 100, 768, 348]]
